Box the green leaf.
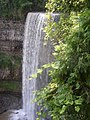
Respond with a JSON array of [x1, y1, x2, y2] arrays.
[[29, 73, 38, 80], [37, 69, 43, 74], [60, 105, 67, 114], [76, 82, 80, 89], [42, 64, 51, 69], [75, 98, 83, 105], [75, 106, 80, 112]]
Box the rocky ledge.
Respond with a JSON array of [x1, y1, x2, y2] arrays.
[[0, 93, 22, 114], [0, 109, 27, 120]]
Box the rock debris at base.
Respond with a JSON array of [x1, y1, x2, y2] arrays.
[[0, 93, 22, 114], [0, 109, 27, 120]]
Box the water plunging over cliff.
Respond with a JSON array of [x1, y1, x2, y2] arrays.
[[23, 13, 59, 120]]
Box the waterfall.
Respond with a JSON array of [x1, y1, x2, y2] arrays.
[[23, 13, 59, 120]]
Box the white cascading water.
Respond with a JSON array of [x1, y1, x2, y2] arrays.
[[22, 13, 59, 120]]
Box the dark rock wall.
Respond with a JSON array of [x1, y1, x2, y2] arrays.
[[0, 19, 24, 54], [0, 19, 24, 81]]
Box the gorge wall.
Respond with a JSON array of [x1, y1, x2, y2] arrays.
[[0, 19, 24, 55], [0, 19, 24, 114], [0, 19, 24, 81]]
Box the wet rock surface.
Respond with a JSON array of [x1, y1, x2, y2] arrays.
[[0, 93, 27, 120], [0, 93, 22, 114], [0, 109, 27, 120]]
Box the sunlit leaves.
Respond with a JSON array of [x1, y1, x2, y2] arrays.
[[29, 63, 51, 80], [37, 69, 43, 74], [35, 0, 90, 120], [75, 106, 80, 112]]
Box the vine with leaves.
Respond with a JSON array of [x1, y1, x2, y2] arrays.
[[35, 0, 90, 120]]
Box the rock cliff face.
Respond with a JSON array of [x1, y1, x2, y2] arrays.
[[0, 19, 24, 115], [0, 19, 24, 54], [0, 19, 24, 81]]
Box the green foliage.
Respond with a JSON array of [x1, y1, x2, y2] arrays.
[[32, 0, 47, 12], [29, 63, 51, 80], [0, 0, 33, 19], [0, 0, 47, 19], [0, 81, 21, 92], [0, 52, 21, 69], [0, 52, 12, 69], [35, 0, 90, 120]]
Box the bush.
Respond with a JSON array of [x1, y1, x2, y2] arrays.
[[35, 0, 90, 120]]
